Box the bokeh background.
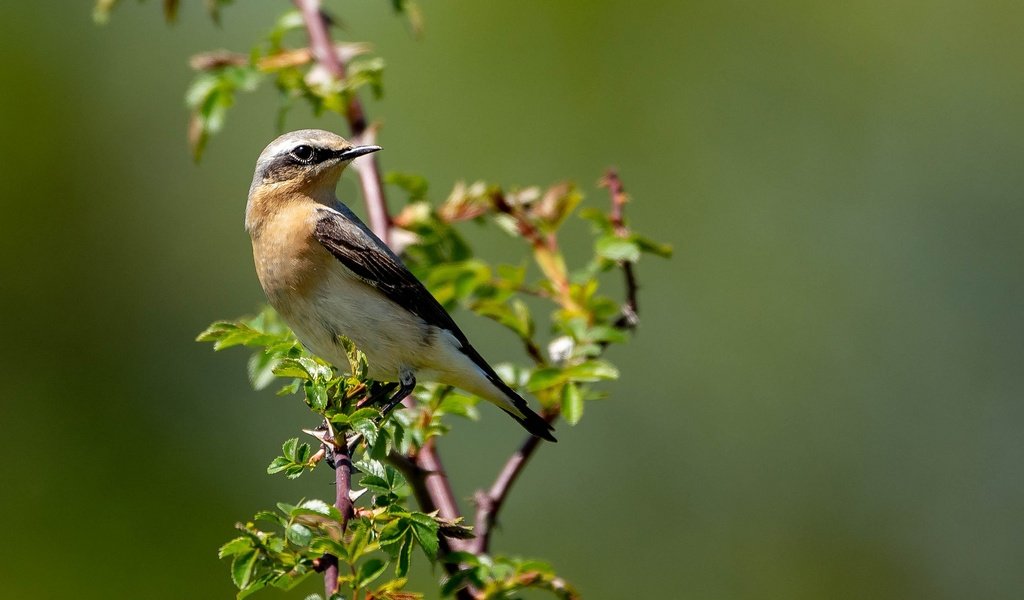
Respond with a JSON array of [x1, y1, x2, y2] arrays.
[[2, 1, 1022, 598]]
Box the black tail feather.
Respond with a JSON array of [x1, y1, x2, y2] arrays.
[[488, 371, 557, 442], [505, 404, 558, 442], [460, 345, 557, 442]]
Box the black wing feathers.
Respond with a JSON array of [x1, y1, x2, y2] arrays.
[[313, 210, 468, 346]]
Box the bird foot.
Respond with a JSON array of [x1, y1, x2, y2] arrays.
[[377, 371, 415, 418]]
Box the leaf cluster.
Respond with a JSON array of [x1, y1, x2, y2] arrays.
[[441, 554, 580, 600], [218, 497, 444, 600], [391, 178, 670, 424]]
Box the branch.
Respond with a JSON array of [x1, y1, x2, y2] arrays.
[[294, 0, 391, 244], [311, 424, 354, 598], [470, 413, 554, 554], [600, 169, 639, 330]]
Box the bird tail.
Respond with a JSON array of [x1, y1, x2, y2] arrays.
[[456, 345, 557, 442], [483, 367, 557, 442], [502, 401, 558, 442]]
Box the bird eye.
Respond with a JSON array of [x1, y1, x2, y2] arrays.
[[290, 145, 315, 162]]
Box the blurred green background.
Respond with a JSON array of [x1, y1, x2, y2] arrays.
[[2, 1, 1022, 598]]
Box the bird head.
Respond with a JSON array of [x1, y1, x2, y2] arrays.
[[249, 129, 381, 197], [246, 129, 381, 233]]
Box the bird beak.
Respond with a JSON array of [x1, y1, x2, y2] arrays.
[[335, 145, 382, 161]]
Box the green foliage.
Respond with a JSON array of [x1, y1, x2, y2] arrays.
[[217, 499, 439, 600], [441, 553, 580, 599], [181, 7, 386, 160], [100, 1, 670, 597]]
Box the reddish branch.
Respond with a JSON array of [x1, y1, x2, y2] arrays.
[[470, 414, 553, 553], [311, 426, 354, 598]]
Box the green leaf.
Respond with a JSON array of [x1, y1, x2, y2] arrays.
[[299, 499, 335, 516], [635, 235, 673, 258], [282, 438, 299, 461], [360, 475, 391, 495], [565, 360, 619, 382], [442, 552, 481, 567], [440, 569, 475, 597], [355, 558, 388, 588], [595, 235, 641, 262], [351, 416, 378, 446], [578, 206, 613, 233], [395, 531, 413, 577], [254, 510, 286, 526], [349, 408, 382, 422], [286, 523, 312, 547], [267, 456, 291, 475], [231, 549, 258, 589], [561, 382, 584, 425], [355, 458, 387, 479], [268, 10, 304, 47], [410, 520, 439, 561], [436, 393, 479, 420], [275, 356, 331, 381], [584, 325, 629, 344], [304, 380, 328, 411], [218, 536, 252, 559], [247, 351, 280, 390], [378, 519, 408, 547], [236, 579, 269, 599], [527, 368, 567, 393]]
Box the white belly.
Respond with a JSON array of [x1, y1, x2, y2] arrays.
[[279, 268, 432, 381]]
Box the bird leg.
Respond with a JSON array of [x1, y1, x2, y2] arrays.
[[378, 369, 415, 417], [356, 381, 400, 408]]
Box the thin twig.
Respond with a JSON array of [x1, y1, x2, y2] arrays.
[[470, 413, 553, 554], [600, 169, 640, 330]]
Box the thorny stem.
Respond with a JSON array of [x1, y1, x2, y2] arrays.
[[312, 425, 353, 598]]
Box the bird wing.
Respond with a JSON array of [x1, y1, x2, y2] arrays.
[[312, 207, 470, 348], [313, 207, 557, 441]]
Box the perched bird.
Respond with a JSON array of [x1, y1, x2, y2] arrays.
[[245, 129, 556, 441]]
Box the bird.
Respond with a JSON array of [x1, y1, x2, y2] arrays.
[[245, 129, 556, 442]]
